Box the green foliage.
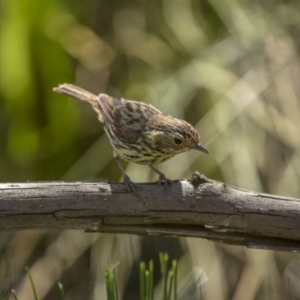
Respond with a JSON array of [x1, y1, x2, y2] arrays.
[[11, 268, 67, 300], [140, 260, 154, 300], [1, 0, 300, 298], [1, 0, 300, 190], [10, 256, 178, 300], [11, 290, 19, 300], [24, 267, 40, 300], [105, 263, 119, 300], [57, 282, 66, 300], [159, 253, 178, 300], [140, 253, 178, 300]]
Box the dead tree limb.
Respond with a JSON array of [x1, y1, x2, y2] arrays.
[[1, 173, 300, 252]]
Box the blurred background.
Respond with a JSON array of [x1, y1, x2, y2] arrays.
[[1, 0, 300, 299]]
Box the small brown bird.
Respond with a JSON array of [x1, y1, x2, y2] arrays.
[[53, 84, 208, 192]]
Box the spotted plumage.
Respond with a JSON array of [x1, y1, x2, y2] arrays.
[[53, 84, 208, 193]]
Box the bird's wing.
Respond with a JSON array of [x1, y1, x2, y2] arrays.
[[97, 94, 124, 123]]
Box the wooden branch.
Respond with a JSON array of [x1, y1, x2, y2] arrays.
[[1, 173, 300, 252]]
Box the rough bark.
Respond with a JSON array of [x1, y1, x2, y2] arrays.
[[1, 173, 300, 252]]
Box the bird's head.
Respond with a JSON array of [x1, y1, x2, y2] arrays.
[[148, 116, 209, 156]]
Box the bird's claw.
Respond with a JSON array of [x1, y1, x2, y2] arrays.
[[157, 174, 173, 185], [124, 175, 138, 193]]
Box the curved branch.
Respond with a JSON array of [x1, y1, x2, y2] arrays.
[[1, 173, 300, 252]]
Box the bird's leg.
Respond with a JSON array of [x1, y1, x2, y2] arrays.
[[149, 165, 172, 185], [114, 152, 137, 193]]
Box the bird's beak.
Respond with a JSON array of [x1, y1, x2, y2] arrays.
[[193, 143, 209, 154]]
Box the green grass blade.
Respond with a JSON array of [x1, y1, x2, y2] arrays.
[[149, 260, 154, 300], [105, 265, 115, 300], [140, 261, 146, 300], [113, 267, 119, 300], [58, 282, 66, 300], [11, 290, 19, 300], [172, 260, 177, 300], [145, 270, 150, 300], [159, 253, 169, 300], [166, 271, 174, 300], [25, 267, 40, 300]]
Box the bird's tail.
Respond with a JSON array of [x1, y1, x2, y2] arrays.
[[53, 84, 99, 108]]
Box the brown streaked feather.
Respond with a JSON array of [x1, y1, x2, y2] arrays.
[[53, 84, 99, 107], [54, 83, 208, 192], [148, 114, 200, 144], [98, 94, 119, 123], [108, 101, 164, 144], [54, 83, 205, 165]]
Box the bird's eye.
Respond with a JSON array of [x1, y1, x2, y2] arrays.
[[173, 137, 183, 145]]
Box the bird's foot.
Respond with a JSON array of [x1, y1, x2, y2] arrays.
[[124, 175, 138, 193], [157, 174, 173, 185]]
